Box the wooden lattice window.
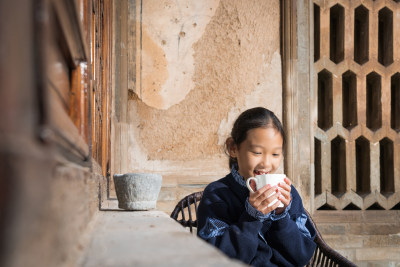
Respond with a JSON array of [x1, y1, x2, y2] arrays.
[[36, 0, 111, 177], [90, 0, 112, 176], [39, 0, 90, 164], [313, 0, 400, 210]]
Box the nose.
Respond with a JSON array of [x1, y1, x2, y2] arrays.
[[261, 154, 272, 170]]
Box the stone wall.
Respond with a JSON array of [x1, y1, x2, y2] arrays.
[[112, 0, 283, 213], [314, 211, 400, 266]]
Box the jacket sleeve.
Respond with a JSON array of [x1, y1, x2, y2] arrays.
[[196, 188, 274, 265], [264, 187, 317, 266]]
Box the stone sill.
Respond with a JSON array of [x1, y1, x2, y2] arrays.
[[78, 210, 245, 267], [313, 210, 400, 223]]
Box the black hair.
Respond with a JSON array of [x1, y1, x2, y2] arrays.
[[226, 107, 286, 169]]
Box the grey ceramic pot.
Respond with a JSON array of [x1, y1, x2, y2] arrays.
[[113, 173, 162, 210]]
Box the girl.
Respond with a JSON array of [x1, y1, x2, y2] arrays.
[[197, 107, 316, 266]]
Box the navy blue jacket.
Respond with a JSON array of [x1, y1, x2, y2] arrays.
[[197, 173, 316, 266]]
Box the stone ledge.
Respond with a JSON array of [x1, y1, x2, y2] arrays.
[[78, 210, 245, 267], [312, 210, 400, 223]]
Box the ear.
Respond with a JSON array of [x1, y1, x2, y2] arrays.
[[226, 137, 238, 158]]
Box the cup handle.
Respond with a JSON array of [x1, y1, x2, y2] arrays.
[[246, 177, 257, 193]]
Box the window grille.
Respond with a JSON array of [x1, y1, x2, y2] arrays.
[[313, 0, 400, 210]]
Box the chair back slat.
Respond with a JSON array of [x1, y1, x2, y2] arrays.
[[322, 253, 328, 266], [187, 199, 193, 223], [316, 247, 323, 266], [170, 191, 203, 233], [194, 197, 199, 216], [307, 246, 318, 267], [170, 191, 356, 266], [186, 197, 193, 232], [180, 202, 186, 222]]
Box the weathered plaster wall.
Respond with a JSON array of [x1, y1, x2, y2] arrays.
[[129, 0, 281, 162], [119, 0, 283, 212], [132, 0, 220, 110]]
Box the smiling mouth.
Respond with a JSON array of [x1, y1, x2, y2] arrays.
[[254, 170, 269, 176]]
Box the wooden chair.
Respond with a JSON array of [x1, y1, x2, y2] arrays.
[[170, 191, 356, 267], [170, 191, 203, 233]]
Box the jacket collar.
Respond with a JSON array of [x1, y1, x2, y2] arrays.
[[226, 164, 249, 202]]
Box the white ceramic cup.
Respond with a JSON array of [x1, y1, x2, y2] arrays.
[[246, 173, 286, 207]]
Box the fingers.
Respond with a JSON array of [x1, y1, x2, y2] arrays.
[[266, 197, 283, 212], [249, 185, 282, 214], [258, 193, 282, 214], [277, 192, 290, 207], [249, 184, 271, 199], [248, 177, 293, 215], [284, 177, 292, 185], [277, 177, 292, 207], [278, 184, 290, 199], [278, 177, 292, 191]]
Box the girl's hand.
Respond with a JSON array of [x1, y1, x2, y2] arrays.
[[248, 183, 283, 215], [274, 177, 292, 214]]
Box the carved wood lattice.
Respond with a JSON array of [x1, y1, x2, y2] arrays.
[[313, 0, 400, 210]]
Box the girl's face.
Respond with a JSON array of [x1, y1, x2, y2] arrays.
[[229, 127, 283, 179]]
